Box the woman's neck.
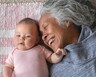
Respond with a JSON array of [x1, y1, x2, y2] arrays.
[[68, 24, 81, 44]]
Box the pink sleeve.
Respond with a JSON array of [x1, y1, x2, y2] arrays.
[[5, 49, 14, 66], [42, 46, 52, 59]]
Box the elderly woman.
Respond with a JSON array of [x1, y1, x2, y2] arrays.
[[39, 0, 96, 77]]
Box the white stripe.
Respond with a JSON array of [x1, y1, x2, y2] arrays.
[[0, 65, 3, 73], [0, 30, 15, 38], [0, 47, 13, 54]]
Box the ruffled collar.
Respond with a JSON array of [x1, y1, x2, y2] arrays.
[[63, 26, 96, 64]]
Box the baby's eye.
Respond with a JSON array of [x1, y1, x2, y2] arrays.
[[25, 35, 33, 38], [26, 35, 31, 38], [15, 34, 21, 37]]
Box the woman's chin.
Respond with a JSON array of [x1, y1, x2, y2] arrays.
[[51, 47, 58, 52]]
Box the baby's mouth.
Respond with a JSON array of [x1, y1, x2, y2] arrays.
[[19, 43, 24, 45]]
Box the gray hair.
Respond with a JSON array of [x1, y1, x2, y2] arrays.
[[41, 0, 96, 26]]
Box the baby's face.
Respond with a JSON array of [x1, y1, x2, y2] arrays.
[[13, 23, 39, 51]]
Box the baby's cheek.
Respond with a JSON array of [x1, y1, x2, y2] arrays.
[[13, 39, 18, 46]]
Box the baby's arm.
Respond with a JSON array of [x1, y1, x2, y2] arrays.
[[48, 48, 67, 63], [3, 63, 14, 77]]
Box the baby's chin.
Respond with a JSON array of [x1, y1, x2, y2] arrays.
[[17, 46, 27, 51]]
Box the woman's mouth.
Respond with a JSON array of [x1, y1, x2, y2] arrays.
[[48, 39, 54, 46]]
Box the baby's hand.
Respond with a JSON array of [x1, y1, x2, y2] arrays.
[[55, 48, 67, 57]]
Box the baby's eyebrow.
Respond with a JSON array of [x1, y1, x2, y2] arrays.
[[25, 34, 34, 36], [25, 34, 32, 36]]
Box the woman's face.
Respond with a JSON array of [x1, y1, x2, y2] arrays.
[[39, 15, 70, 52]]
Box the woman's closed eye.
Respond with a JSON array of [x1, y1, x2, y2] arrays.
[[43, 24, 48, 30]]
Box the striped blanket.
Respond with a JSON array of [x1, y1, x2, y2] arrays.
[[0, 3, 43, 77]]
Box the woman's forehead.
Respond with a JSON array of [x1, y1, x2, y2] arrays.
[[39, 15, 58, 26]]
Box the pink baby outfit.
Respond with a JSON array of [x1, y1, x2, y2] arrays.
[[6, 45, 52, 77]]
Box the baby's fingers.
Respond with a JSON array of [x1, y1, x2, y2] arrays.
[[55, 48, 63, 56], [62, 49, 67, 55]]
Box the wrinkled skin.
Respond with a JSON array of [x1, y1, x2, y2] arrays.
[[39, 15, 80, 52]]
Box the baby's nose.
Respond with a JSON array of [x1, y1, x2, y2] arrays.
[[20, 36, 25, 40]]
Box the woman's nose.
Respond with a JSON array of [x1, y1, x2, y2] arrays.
[[42, 33, 47, 41], [41, 29, 49, 41]]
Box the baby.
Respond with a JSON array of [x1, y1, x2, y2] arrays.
[[3, 18, 67, 77]]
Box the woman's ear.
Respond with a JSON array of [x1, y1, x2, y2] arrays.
[[65, 20, 72, 27]]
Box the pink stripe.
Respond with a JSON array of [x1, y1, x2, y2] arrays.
[[0, 5, 18, 30], [0, 54, 8, 65], [0, 38, 14, 47], [0, 3, 43, 30]]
